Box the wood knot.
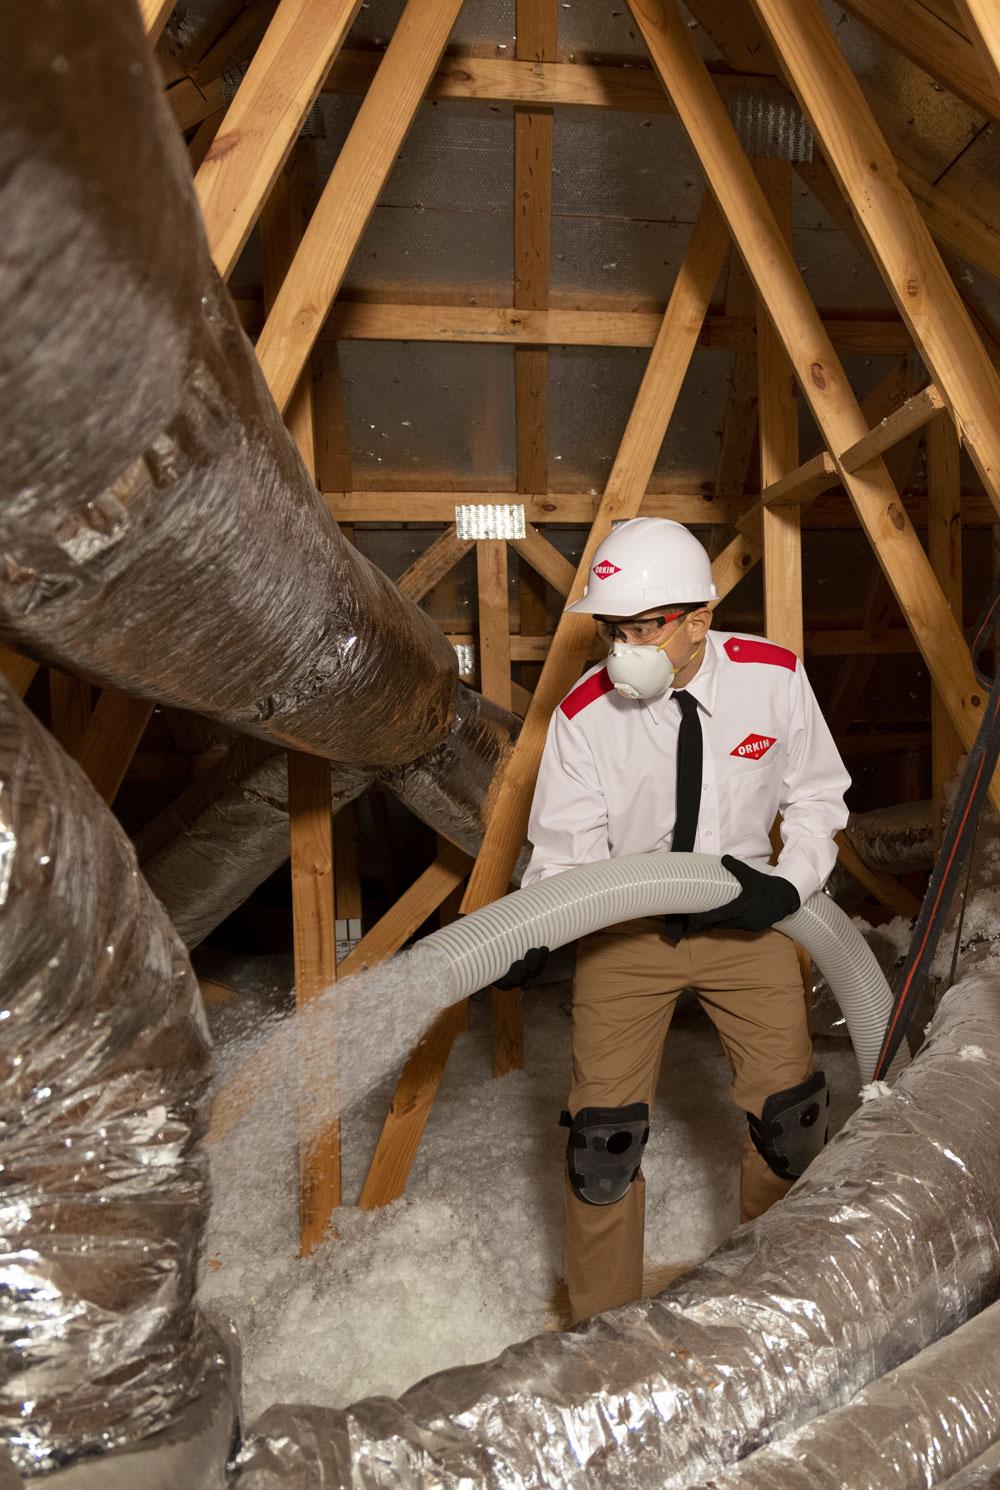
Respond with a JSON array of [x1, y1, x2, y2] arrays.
[[810, 362, 826, 390], [887, 503, 905, 530]]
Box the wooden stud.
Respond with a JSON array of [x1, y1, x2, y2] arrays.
[[461, 194, 729, 915], [756, 157, 803, 657], [289, 751, 339, 1254], [49, 671, 93, 758], [0, 646, 39, 699], [396, 527, 474, 603], [74, 692, 155, 804], [261, 142, 342, 1248], [750, 0, 1000, 516], [836, 0, 999, 123], [256, 0, 464, 413], [194, 0, 360, 281], [928, 415, 965, 854], [714, 251, 759, 502], [629, 0, 999, 815], [476, 542, 513, 713]]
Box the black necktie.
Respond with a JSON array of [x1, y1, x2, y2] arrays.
[[664, 689, 703, 943]]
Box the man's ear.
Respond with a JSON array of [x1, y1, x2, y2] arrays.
[[688, 605, 714, 637]]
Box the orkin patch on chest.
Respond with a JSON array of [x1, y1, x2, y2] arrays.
[[731, 732, 777, 760]]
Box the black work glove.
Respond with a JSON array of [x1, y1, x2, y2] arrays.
[[688, 855, 800, 934], [494, 945, 549, 990]]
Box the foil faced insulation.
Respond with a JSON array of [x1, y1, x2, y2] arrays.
[[236, 972, 1000, 1488], [138, 686, 521, 948], [691, 1297, 1000, 1489], [846, 801, 934, 876], [0, 0, 456, 771], [135, 740, 374, 949], [0, 679, 214, 1474]]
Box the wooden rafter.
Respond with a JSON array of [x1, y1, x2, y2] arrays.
[[713, 252, 759, 501], [953, 0, 1000, 109], [0, 646, 39, 699], [928, 414, 964, 852], [835, 0, 999, 123], [75, 692, 155, 804], [141, 0, 175, 44], [460, 194, 729, 913], [256, 0, 464, 413], [628, 0, 1000, 816], [194, 0, 361, 282], [751, 0, 1000, 519]]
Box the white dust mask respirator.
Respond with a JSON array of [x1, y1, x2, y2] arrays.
[[606, 631, 704, 701], [607, 639, 677, 700]]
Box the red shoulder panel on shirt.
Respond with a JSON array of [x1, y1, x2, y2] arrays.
[[723, 636, 797, 672], [560, 667, 615, 720]]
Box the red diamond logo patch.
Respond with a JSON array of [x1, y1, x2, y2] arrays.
[[592, 560, 621, 580], [731, 733, 777, 760]]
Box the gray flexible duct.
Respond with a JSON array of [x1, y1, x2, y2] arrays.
[[689, 1297, 1000, 1489], [0, 0, 456, 772], [237, 969, 1000, 1487], [410, 852, 897, 1080]]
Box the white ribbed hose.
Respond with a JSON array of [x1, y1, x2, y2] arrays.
[[418, 852, 900, 1082]]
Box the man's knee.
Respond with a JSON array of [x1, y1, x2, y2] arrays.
[[746, 1071, 829, 1181], [561, 1103, 650, 1206]]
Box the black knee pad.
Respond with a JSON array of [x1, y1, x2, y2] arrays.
[[560, 1103, 650, 1206], [747, 1071, 829, 1180]]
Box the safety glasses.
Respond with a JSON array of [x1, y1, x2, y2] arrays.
[[594, 609, 685, 644]]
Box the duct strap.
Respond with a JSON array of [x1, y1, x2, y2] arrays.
[[874, 583, 1000, 1079]]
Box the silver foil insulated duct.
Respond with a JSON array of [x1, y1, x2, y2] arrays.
[[0, 678, 216, 1475], [235, 972, 1000, 1487], [0, 0, 455, 771]]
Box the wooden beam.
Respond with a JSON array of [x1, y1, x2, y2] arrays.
[[757, 157, 802, 658], [630, 0, 997, 815], [835, 0, 999, 123], [324, 300, 913, 355], [141, 0, 175, 44], [510, 523, 576, 596], [49, 672, 92, 757], [952, 0, 1000, 112], [256, 0, 464, 413], [838, 385, 946, 473], [714, 252, 759, 501], [195, 0, 360, 282], [325, 48, 790, 112], [396, 526, 474, 603], [0, 646, 39, 699], [928, 415, 965, 854], [751, 0, 1000, 516], [835, 830, 922, 918], [289, 751, 339, 1255], [75, 691, 155, 803], [261, 142, 341, 1250], [461, 194, 729, 915]]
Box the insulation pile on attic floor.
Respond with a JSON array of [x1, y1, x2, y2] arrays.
[[199, 961, 864, 1416]]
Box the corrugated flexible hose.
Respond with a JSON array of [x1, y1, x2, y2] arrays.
[[414, 852, 902, 1081]]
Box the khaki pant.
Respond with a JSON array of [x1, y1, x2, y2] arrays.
[[565, 918, 812, 1325]]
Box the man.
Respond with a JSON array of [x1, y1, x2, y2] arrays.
[[507, 517, 849, 1325]]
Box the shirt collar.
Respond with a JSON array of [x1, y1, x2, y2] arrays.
[[650, 630, 718, 721]]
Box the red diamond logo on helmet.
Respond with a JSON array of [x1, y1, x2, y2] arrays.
[[731, 733, 777, 760], [593, 560, 621, 580]]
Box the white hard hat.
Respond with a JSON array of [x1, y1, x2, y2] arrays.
[[565, 517, 718, 616]]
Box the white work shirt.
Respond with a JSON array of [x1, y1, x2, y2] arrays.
[[522, 630, 850, 905]]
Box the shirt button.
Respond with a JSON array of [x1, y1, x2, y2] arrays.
[[702, 784, 709, 792], [705, 829, 714, 838]]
